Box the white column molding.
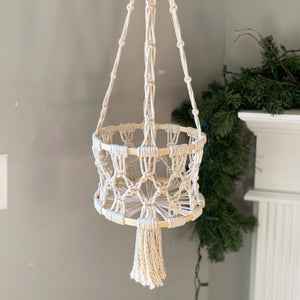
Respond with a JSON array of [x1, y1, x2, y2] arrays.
[[239, 110, 300, 300]]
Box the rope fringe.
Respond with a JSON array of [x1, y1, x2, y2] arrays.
[[130, 218, 166, 289]]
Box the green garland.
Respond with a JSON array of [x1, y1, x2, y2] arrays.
[[172, 30, 300, 298]]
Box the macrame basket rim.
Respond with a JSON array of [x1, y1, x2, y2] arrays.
[[92, 122, 206, 228], [92, 123, 206, 156]]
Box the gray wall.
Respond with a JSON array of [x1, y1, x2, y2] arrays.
[[0, 0, 298, 300]]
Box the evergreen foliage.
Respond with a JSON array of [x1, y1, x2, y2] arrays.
[[172, 32, 300, 264]]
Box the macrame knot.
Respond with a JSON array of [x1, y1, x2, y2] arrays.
[[144, 172, 153, 179], [146, 41, 156, 48], [100, 126, 115, 138], [177, 40, 185, 48], [127, 3, 134, 11], [141, 202, 156, 219], [118, 38, 126, 47], [143, 118, 155, 126], [146, 0, 156, 9], [110, 72, 117, 80], [169, 4, 178, 13], [165, 124, 180, 133], [192, 108, 199, 116], [120, 123, 136, 132], [184, 75, 192, 83]]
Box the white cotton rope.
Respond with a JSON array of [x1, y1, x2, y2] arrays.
[[130, 218, 166, 289], [92, 0, 206, 290], [96, 0, 136, 135]]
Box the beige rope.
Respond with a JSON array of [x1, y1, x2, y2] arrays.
[[142, 0, 157, 147], [168, 0, 202, 138], [96, 0, 135, 135]]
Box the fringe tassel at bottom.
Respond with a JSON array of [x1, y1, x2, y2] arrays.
[[130, 219, 166, 289]]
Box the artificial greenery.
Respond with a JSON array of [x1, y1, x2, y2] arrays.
[[172, 29, 300, 298]]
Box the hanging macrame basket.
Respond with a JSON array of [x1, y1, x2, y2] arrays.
[[92, 0, 206, 289]]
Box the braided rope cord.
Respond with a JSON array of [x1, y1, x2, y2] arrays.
[[96, 0, 135, 135]]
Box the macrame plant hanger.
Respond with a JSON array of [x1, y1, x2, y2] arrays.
[[92, 0, 206, 289]]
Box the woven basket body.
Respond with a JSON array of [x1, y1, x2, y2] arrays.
[[93, 123, 205, 228]]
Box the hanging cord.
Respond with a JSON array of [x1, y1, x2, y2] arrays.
[[168, 0, 202, 139], [96, 0, 136, 135], [142, 0, 157, 147]]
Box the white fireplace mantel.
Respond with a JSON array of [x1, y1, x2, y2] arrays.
[[239, 110, 300, 300]]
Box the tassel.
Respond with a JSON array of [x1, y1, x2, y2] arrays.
[[130, 218, 166, 289]]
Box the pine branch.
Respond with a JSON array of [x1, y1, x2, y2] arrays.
[[257, 74, 299, 87], [234, 28, 298, 84]]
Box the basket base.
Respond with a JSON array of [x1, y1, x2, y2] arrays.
[[94, 197, 204, 228]]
